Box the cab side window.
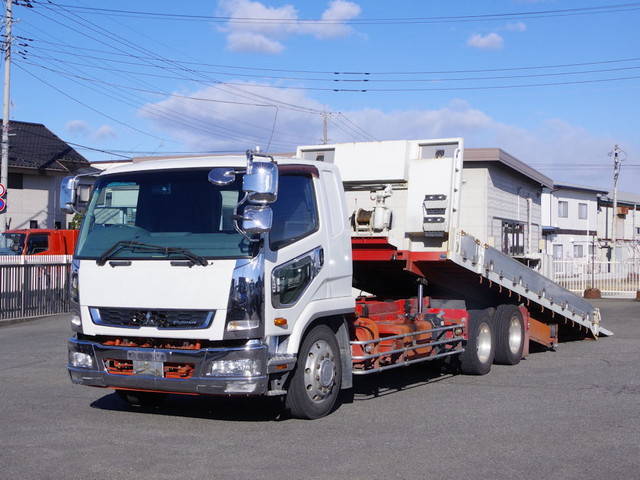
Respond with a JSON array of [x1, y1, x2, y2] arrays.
[[26, 234, 49, 254], [269, 175, 318, 250]]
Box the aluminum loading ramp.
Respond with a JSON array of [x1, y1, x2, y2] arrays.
[[449, 230, 612, 338]]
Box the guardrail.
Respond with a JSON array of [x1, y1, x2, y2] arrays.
[[0, 255, 73, 321], [548, 259, 640, 298]]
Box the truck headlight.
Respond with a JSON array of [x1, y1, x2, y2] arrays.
[[226, 319, 259, 331], [206, 358, 262, 377], [69, 351, 93, 368]]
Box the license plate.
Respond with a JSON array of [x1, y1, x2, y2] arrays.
[[127, 350, 167, 377], [132, 360, 163, 376]]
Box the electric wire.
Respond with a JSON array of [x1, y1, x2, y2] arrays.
[[39, 2, 640, 25], [22, 50, 640, 84], [21, 35, 640, 76]]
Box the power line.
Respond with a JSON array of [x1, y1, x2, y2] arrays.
[[17, 59, 311, 148], [22, 50, 640, 84], [15, 63, 177, 142], [36, 2, 640, 24], [24, 6, 319, 147], [16, 21, 308, 148], [21, 35, 640, 76], [18, 54, 640, 94], [21, 4, 375, 141]]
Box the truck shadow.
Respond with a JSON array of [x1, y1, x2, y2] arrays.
[[90, 362, 457, 420], [352, 361, 456, 400], [91, 392, 285, 422]]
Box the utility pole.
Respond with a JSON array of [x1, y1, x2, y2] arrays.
[[609, 145, 624, 261], [1, 0, 13, 225], [321, 112, 329, 144]]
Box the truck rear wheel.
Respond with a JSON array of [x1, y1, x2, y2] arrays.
[[460, 310, 495, 375], [494, 305, 525, 365], [285, 324, 342, 420]]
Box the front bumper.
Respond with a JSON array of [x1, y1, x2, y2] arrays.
[[67, 337, 269, 396]]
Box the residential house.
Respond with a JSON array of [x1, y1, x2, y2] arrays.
[[541, 183, 607, 261], [597, 190, 640, 261], [460, 148, 553, 260], [2, 120, 91, 230]]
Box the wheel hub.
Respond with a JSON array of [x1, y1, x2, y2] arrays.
[[477, 323, 492, 364], [303, 339, 336, 403], [508, 315, 523, 354]]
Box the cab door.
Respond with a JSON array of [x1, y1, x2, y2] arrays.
[[263, 170, 328, 337]]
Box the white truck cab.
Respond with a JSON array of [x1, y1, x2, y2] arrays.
[[66, 152, 353, 418]]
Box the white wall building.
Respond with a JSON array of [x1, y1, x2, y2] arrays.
[[461, 148, 553, 260], [541, 183, 606, 261], [2, 121, 91, 231], [597, 191, 640, 261]]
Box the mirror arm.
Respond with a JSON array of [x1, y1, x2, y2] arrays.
[[232, 192, 261, 243], [246, 149, 275, 164]]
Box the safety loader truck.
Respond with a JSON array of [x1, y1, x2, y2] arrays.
[[63, 138, 610, 419]]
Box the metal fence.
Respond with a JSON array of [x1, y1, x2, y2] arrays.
[[0, 255, 73, 321], [543, 257, 640, 298]]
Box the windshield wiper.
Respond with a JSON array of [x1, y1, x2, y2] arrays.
[[96, 240, 208, 266]]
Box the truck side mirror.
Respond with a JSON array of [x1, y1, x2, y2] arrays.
[[208, 167, 236, 186], [241, 205, 273, 235], [60, 176, 93, 214], [243, 159, 278, 204]]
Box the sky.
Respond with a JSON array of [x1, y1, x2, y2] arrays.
[[7, 0, 640, 191]]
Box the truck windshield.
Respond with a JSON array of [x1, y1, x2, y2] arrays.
[[0, 233, 26, 255], [76, 169, 251, 260]]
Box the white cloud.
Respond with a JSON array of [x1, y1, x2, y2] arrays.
[[65, 120, 117, 141], [92, 125, 117, 141], [65, 120, 89, 135], [226, 32, 284, 54], [217, 0, 361, 54], [505, 21, 527, 32], [303, 0, 362, 39], [139, 85, 637, 190], [467, 32, 504, 50]]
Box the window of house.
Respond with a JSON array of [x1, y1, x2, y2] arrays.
[[8, 173, 23, 189], [573, 244, 584, 258], [501, 221, 524, 256], [553, 244, 563, 259], [636, 227, 640, 236], [558, 201, 568, 218], [269, 175, 319, 250], [29, 220, 38, 229], [578, 203, 588, 219]]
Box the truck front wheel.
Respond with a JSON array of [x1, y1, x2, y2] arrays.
[[460, 309, 495, 375], [285, 324, 342, 419]]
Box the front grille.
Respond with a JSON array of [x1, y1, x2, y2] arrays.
[[104, 359, 195, 378], [92, 308, 213, 329]]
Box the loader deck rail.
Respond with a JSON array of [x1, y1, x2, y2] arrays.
[[451, 231, 612, 338]]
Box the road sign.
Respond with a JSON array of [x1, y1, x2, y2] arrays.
[[0, 183, 5, 212]]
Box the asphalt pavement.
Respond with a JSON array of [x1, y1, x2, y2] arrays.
[[1, 299, 638, 480]]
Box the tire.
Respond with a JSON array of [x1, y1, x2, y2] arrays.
[[285, 324, 342, 420], [493, 305, 525, 365], [460, 309, 495, 375], [116, 390, 167, 408]]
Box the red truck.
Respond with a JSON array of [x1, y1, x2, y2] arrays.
[[0, 229, 78, 256]]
